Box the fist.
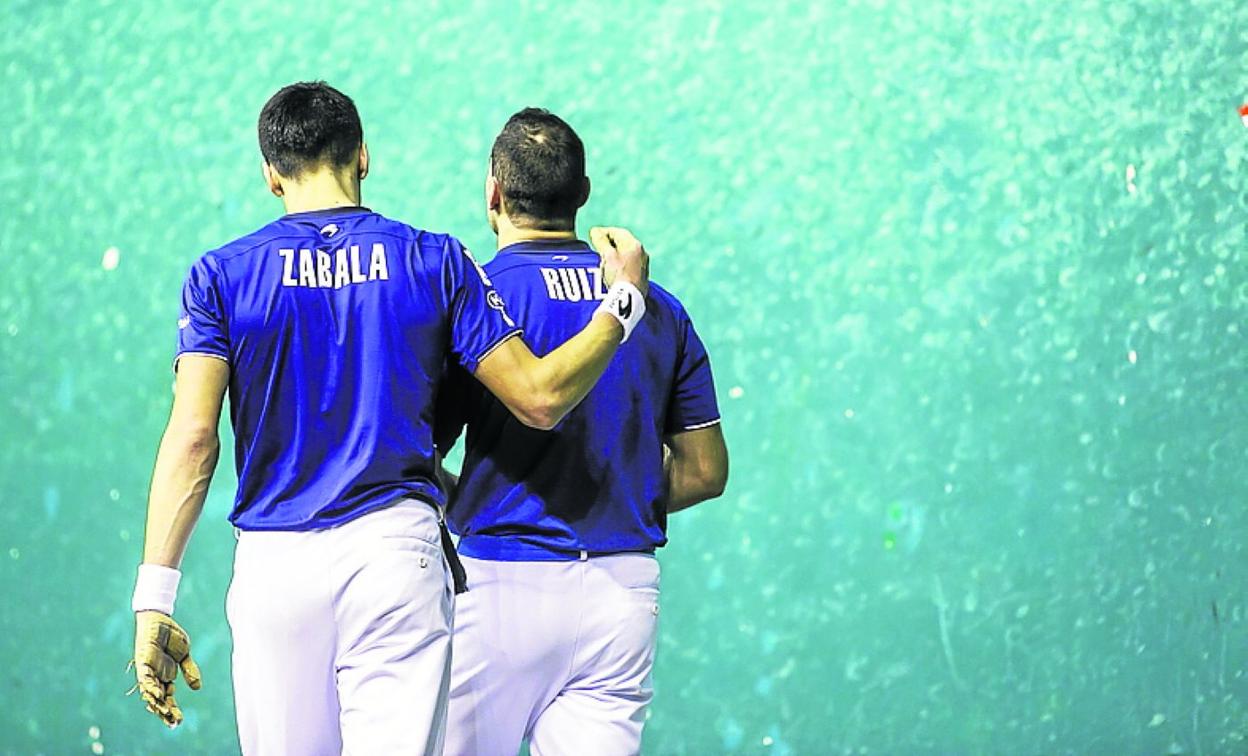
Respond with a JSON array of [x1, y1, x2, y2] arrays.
[[132, 611, 202, 728], [590, 226, 650, 296]]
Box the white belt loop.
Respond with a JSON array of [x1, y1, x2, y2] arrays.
[[579, 550, 588, 562]]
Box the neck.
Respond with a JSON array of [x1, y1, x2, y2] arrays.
[[279, 170, 361, 215], [495, 214, 577, 250]]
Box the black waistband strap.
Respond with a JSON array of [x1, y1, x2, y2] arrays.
[[439, 521, 469, 594]]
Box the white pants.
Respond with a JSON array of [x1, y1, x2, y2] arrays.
[[226, 499, 453, 756], [444, 554, 661, 756]]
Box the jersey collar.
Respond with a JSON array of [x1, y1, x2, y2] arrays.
[[281, 205, 372, 220], [497, 238, 592, 256]]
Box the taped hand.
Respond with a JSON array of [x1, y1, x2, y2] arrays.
[[131, 610, 202, 727]]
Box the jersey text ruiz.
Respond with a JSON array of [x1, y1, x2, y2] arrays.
[[279, 244, 390, 289], [539, 267, 608, 302]]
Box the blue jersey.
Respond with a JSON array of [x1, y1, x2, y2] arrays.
[[176, 207, 521, 531], [435, 238, 720, 560]]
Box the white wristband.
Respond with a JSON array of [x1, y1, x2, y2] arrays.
[[595, 281, 646, 342], [132, 564, 182, 615]]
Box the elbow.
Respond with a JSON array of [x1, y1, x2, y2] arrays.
[[167, 423, 220, 457], [699, 451, 729, 500], [510, 393, 566, 431], [685, 461, 728, 504], [701, 464, 729, 500], [525, 414, 561, 432]]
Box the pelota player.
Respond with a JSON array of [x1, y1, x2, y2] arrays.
[[128, 83, 650, 754], [435, 108, 730, 755]]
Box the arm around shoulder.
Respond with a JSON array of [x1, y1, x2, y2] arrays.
[[471, 227, 649, 430]]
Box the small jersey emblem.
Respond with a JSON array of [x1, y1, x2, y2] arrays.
[[177, 315, 191, 330], [485, 290, 516, 328], [320, 223, 339, 239]]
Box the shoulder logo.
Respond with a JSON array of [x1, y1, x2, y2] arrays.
[[486, 289, 516, 327], [177, 315, 191, 330]]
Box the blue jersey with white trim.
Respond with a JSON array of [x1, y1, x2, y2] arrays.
[[435, 238, 720, 560], [176, 207, 520, 531]]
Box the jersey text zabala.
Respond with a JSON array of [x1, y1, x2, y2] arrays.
[[278, 244, 389, 289]]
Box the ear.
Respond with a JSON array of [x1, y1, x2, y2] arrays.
[[576, 176, 591, 209], [358, 142, 370, 180], [262, 162, 284, 197], [485, 174, 502, 213]]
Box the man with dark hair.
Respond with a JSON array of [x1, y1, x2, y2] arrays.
[[487, 108, 587, 228], [128, 84, 650, 754], [436, 108, 729, 755]]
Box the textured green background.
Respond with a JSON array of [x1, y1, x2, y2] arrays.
[[1, 0, 1246, 753]]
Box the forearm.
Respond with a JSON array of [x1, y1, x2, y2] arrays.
[[526, 313, 623, 422], [662, 425, 729, 514], [141, 428, 219, 567], [132, 425, 215, 728]]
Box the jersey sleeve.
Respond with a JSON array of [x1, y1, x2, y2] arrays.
[[174, 257, 230, 368], [442, 237, 522, 373], [665, 310, 721, 434]]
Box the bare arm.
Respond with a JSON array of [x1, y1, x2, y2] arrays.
[[141, 355, 229, 566], [663, 424, 729, 514], [132, 355, 226, 728], [473, 315, 624, 430], [473, 227, 649, 430]]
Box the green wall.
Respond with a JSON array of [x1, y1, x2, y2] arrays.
[[1, 0, 1245, 753]]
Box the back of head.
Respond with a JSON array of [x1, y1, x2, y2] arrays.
[[490, 108, 587, 230], [258, 81, 362, 180]]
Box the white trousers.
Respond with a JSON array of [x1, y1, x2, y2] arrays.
[[444, 554, 661, 756], [226, 499, 453, 756]]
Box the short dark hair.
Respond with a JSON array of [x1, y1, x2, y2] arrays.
[[258, 81, 363, 179], [490, 108, 587, 229]]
